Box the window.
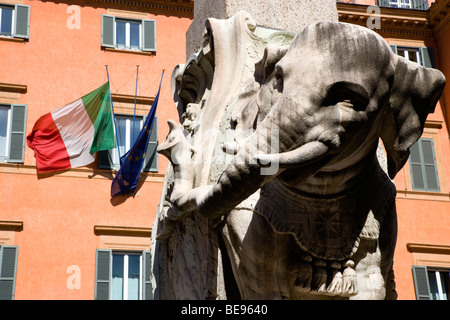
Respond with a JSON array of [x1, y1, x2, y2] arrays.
[[390, 45, 436, 68], [0, 104, 27, 163], [116, 19, 141, 50], [409, 138, 440, 192], [413, 266, 450, 300], [101, 15, 156, 52], [428, 269, 450, 300], [0, 4, 29, 39], [0, 5, 13, 35], [114, 114, 143, 168], [112, 252, 142, 300], [0, 105, 11, 160], [398, 47, 421, 64], [0, 245, 19, 300], [94, 249, 152, 300], [377, 0, 429, 10], [389, 0, 412, 8], [98, 115, 158, 172]]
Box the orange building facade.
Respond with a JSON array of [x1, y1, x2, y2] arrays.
[[338, 0, 450, 300], [0, 0, 193, 299], [0, 0, 448, 300]]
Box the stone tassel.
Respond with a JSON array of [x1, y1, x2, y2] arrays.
[[342, 260, 358, 296], [311, 259, 328, 294], [294, 254, 312, 292], [326, 262, 342, 296]]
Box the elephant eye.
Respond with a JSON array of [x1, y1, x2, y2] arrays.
[[322, 82, 369, 111]]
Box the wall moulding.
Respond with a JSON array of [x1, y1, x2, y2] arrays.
[[111, 93, 154, 105], [94, 225, 152, 250], [110, 93, 155, 116], [0, 220, 23, 232], [407, 243, 450, 255], [0, 163, 165, 182], [337, 2, 433, 39], [0, 221, 22, 245], [424, 120, 443, 129], [408, 243, 450, 268], [396, 189, 450, 201], [102, 47, 155, 56], [94, 0, 193, 16], [0, 83, 27, 94], [94, 225, 152, 237], [429, 0, 450, 37]]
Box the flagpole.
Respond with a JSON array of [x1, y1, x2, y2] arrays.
[[105, 65, 122, 162], [110, 68, 165, 197], [132, 65, 139, 144]]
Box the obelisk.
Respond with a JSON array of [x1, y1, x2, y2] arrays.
[[186, 0, 339, 57], [151, 0, 339, 300]]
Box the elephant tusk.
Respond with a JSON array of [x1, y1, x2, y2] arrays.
[[253, 141, 329, 168], [222, 141, 240, 155]]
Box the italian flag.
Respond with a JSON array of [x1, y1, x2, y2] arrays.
[[27, 82, 116, 173]]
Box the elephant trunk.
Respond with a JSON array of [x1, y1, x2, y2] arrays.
[[253, 141, 329, 169], [192, 131, 332, 218]]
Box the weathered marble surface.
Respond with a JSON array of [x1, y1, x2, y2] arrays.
[[150, 11, 446, 300], [186, 0, 339, 57]]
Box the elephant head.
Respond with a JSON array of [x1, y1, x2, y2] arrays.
[[162, 22, 445, 218], [253, 22, 445, 181]]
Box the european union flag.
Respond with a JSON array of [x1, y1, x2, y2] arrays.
[[111, 71, 164, 197]]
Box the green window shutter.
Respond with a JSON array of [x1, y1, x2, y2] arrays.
[[409, 138, 440, 192], [412, 0, 429, 10], [8, 104, 27, 163], [143, 116, 158, 172], [410, 142, 425, 190], [95, 249, 112, 300], [14, 4, 30, 39], [389, 44, 398, 55], [0, 246, 19, 300], [420, 47, 436, 68], [142, 251, 152, 300], [421, 139, 440, 191], [98, 150, 114, 170], [101, 15, 115, 48], [412, 266, 432, 300], [142, 19, 156, 52]]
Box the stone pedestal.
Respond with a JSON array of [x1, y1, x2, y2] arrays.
[[186, 0, 338, 57], [150, 0, 342, 300], [150, 0, 445, 301]]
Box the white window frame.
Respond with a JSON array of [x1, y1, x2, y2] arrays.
[[112, 252, 143, 300], [115, 18, 142, 51], [426, 268, 450, 300], [389, 0, 412, 8], [397, 46, 422, 65], [431, 270, 447, 300], [113, 114, 144, 168], [0, 105, 11, 162], [0, 4, 15, 37]]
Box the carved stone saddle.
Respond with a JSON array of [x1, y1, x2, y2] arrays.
[[254, 166, 396, 262]]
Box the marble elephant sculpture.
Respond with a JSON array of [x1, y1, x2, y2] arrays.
[[157, 22, 446, 299]]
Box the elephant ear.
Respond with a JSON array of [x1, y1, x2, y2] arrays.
[[380, 56, 446, 179], [230, 44, 289, 134], [254, 44, 289, 84]]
